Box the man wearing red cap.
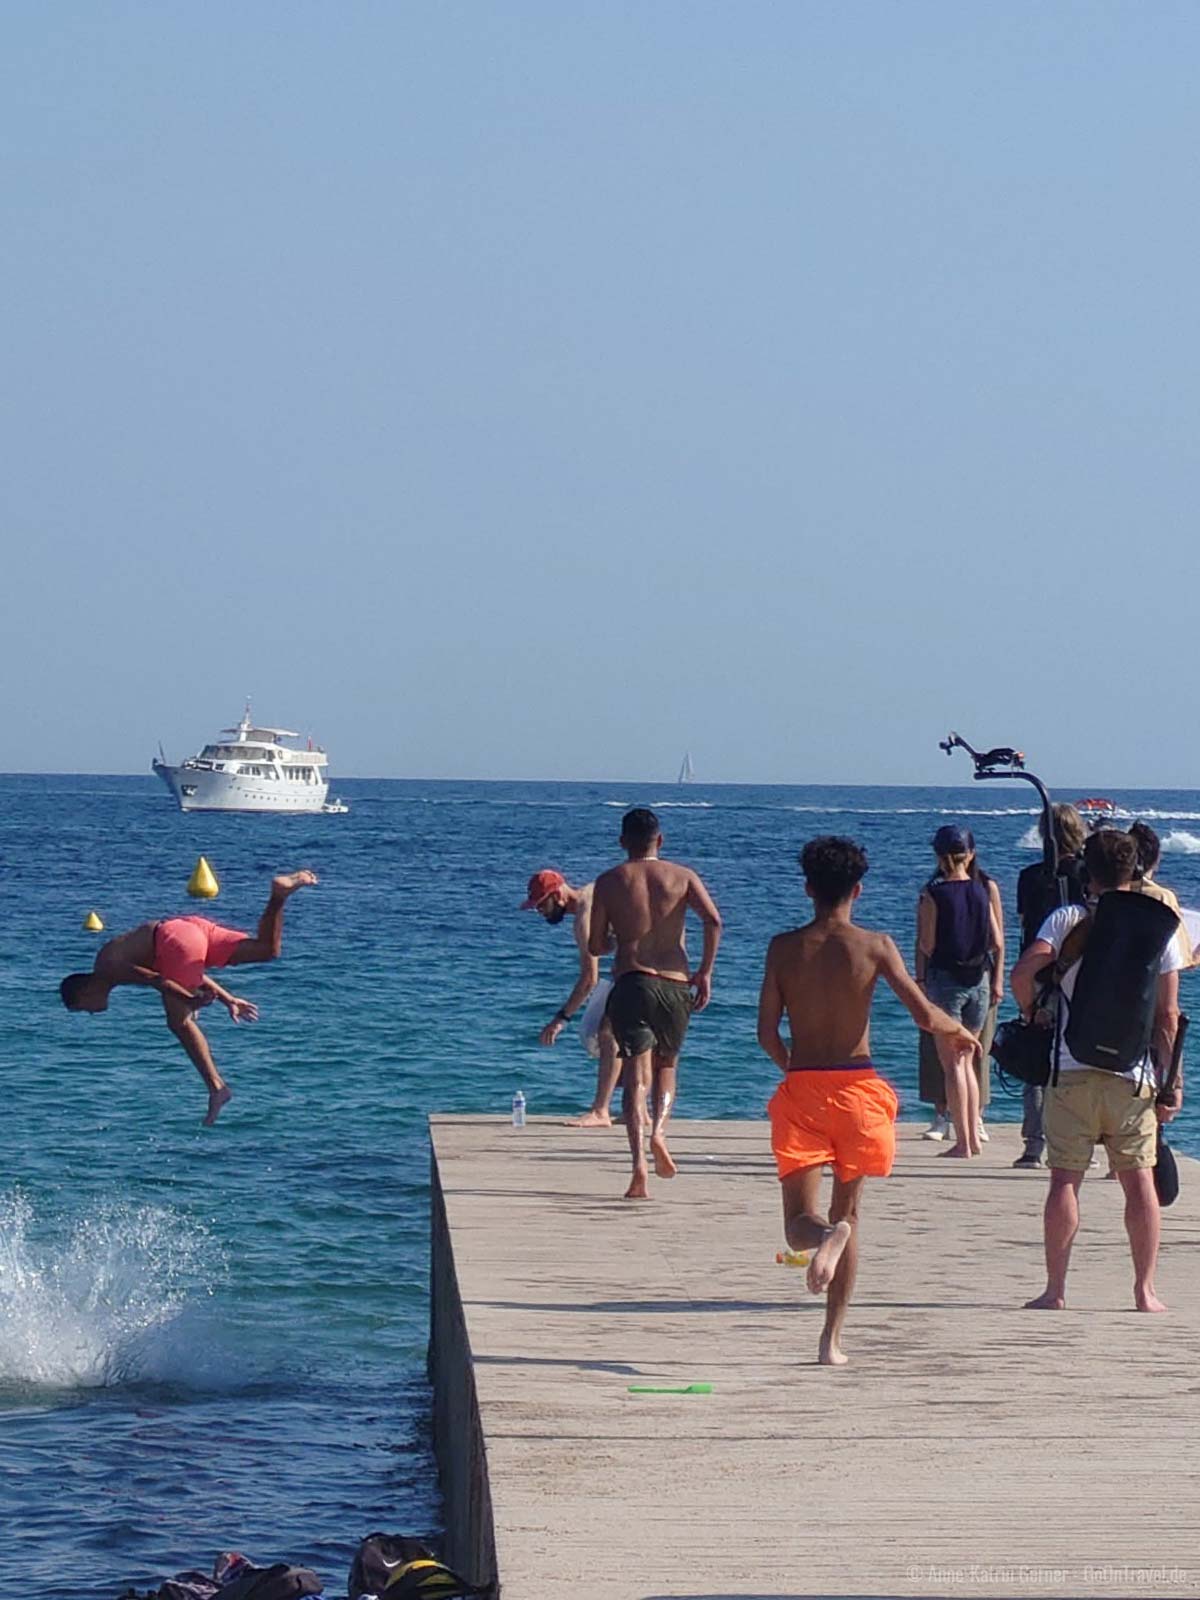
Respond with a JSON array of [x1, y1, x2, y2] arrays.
[[521, 869, 621, 1128]]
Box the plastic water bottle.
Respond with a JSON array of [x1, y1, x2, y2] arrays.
[[775, 1248, 812, 1267], [512, 1089, 526, 1128]]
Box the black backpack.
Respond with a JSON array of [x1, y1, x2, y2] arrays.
[[1064, 892, 1179, 1072], [349, 1534, 492, 1600]]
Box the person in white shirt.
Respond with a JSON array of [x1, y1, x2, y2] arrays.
[[1011, 829, 1184, 1313]]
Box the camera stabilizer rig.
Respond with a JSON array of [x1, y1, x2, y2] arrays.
[[939, 731, 1059, 886]]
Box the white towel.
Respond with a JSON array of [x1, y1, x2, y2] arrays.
[[579, 978, 613, 1058]]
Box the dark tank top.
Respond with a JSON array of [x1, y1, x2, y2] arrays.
[[927, 877, 991, 985]]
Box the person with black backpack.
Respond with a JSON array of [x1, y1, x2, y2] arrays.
[[1012, 829, 1185, 1313], [1012, 804, 1088, 1168]]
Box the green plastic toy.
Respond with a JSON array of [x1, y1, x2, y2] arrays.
[[627, 1383, 712, 1394]]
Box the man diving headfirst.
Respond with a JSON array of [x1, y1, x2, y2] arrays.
[[60, 870, 317, 1125]]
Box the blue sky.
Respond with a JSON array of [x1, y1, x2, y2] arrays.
[[3, 3, 1198, 784]]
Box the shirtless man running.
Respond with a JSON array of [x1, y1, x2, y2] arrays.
[[60, 870, 317, 1125], [522, 868, 621, 1127], [757, 837, 979, 1365], [589, 808, 722, 1198]]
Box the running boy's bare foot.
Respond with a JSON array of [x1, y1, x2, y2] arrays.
[[1024, 1291, 1065, 1310], [272, 869, 319, 898], [203, 1085, 233, 1126], [650, 1134, 678, 1179], [624, 1171, 650, 1200], [563, 1109, 612, 1128], [807, 1220, 852, 1294], [818, 1330, 850, 1367], [1135, 1289, 1168, 1313]]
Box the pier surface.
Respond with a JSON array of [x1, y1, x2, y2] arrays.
[[429, 1116, 1200, 1599]]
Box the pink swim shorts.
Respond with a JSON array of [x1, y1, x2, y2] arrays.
[[154, 916, 248, 990]]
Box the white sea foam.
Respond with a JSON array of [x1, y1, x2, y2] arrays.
[[1017, 824, 1042, 850], [600, 799, 715, 809], [790, 805, 1039, 818], [1160, 831, 1200, 854], [0, 1192, 240, 1390]]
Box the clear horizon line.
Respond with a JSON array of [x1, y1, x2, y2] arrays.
[[0, 768, 1190, 794]]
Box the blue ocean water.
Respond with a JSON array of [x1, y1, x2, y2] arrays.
[[5, 774, 1200, 1597]]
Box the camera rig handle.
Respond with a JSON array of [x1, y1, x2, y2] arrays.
[[940, 731, 1059, 886]]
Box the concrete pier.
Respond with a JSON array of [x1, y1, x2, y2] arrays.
[[428, 1115, 1200, 1598]]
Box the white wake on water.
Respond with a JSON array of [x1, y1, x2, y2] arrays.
[[1161, 831, 1200, 854], [1017, 826, 1200, 853], [0, 1192, 239, 1390]]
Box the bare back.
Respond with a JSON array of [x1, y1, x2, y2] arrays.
[[571, 883, 595, 959], [766, 919, 893, 1067], [594, 859, 694, 980], [94, 921, 157, 979]]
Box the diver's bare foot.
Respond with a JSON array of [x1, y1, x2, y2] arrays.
[[624, 1171, 650, 1200], [818, 1331, 850, 1366], [807, 1221, 851, 1294], [1135, 1289, 1168, 1313], [272, 869, 318, 898], [563, 1109, 612, 1128], [939, 1144, 972, 1158], [203, 1085, 232, 1126], [1024, 1291, 1065, 1310], [650, 1134, 678, 1179]]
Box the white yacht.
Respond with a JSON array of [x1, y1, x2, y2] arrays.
[[152, 706, 345, 814]]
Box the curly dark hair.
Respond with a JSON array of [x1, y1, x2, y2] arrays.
[[800, 835, 869, 906], [1128, 820, 1161, 876], [1083, 827, 1138, 891]]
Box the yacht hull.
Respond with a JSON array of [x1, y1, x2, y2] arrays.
[[153, 762, 330, 814]]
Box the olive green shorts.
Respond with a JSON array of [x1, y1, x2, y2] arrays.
[[605, 971, 692, 1061], [1044, 1070, 1157, 1172]]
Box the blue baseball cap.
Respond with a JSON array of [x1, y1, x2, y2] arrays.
[[932, 824, 974, 855]]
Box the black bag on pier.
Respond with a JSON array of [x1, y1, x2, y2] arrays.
[[989, 1016, 1054, 1088], [349, 1533, 493, 1600]]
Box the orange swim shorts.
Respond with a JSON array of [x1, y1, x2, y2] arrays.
[[154, 916, 249, 990], [767, 1066, 899, 1182]]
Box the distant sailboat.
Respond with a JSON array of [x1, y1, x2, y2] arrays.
[[678, 751, 695, 784]]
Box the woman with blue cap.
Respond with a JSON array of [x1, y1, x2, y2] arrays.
[[916, 825, 1004, 1157]]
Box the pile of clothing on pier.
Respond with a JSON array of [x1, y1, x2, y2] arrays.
[[117, 1534, 494, 1600]]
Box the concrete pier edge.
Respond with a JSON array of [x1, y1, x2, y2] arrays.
[[428, 1146, 498, 1590]]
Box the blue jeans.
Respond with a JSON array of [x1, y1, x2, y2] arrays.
[[1021, 1083, 1045, 1154], [925, 970, 989, 1035]]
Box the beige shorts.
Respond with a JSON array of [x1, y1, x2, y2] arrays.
[[1044, 1070, 1157, 1172]]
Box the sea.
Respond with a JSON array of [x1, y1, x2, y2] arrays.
[[5, 774, 1200, 1598]]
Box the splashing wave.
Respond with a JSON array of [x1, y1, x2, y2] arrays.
[[0, 1192, 240, 1390]]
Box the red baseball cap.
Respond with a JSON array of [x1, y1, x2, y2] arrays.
[[521, 869, 566, 910]]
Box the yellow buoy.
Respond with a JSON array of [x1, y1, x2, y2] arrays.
[[187, 856, 220, 899], [83, 910, 104, 932]]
